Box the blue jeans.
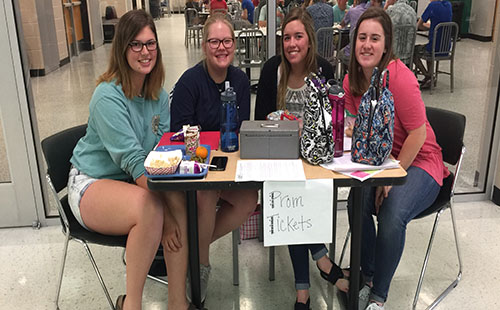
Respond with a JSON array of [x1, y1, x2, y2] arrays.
[[288, 244, 328, 290], [347, 166, 440, 303]]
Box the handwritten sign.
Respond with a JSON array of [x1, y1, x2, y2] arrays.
[[263, 179, 333, 247]]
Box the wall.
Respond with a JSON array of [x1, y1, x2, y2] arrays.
[[469, 0, 496, 37], [19, 0, 43, 71], [99, 0, 129, 17], [88, 0, 104, 48], [418, 0, 495, 38], [52, 0, 68, 62], [491, 3, 500, 205]]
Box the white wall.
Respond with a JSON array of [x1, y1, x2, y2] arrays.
[[469, 0, 496, 37], [418, 0, 497, 38], [417, 0, 430, 17]]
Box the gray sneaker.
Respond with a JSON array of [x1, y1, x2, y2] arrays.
[[186, 264, 211, 303], [358, 285, 371, 310], [365, 301, 384, 310], [200, 264, 211, 301]]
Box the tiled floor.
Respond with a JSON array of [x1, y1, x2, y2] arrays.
[[1, 200, 499, 309]]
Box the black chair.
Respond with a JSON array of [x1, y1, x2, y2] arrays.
[[41, 125, 166, 310], [338, 107, 466, 310], [411, 106, 465, 309]]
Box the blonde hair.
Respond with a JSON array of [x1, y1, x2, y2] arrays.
[[277, 8, 317, 110], [97, 10, 165, 100], [202, 15, 235, 43]]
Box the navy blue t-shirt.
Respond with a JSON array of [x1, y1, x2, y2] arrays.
[[170, 62, 250, 132], [421, 0, 452, 53]]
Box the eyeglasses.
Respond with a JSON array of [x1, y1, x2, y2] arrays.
[[128, 40, 158, 52], [207, 38, 234, 49]]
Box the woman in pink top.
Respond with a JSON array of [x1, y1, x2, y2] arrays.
[[343, 8, 449, 310]]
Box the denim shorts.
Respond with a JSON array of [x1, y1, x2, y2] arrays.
[[67, 166, 97, 231]]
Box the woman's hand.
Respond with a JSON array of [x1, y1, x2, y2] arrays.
[[375, 185, 392, 214], [163, 209, 183, 252]]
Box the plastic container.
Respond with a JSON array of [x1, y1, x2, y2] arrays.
[[328, 79, 345, 157], [220, 81, 239, 152]]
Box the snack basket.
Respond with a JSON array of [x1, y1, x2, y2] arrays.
[[144, 149, 183, 175]]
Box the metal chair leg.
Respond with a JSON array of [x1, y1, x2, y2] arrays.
[[429, 60, 435, 95], [269, 246, 275, 281], [122, 248, 168, 286], [232, 228, 239, 286], [450, 58, 454, 93], [339, 229, 351, 267], [412, 205, 462, 310], [76, 240, 115, 310], [55, 232, 71, 310]]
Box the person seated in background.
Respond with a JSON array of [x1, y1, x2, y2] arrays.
[[210, 0, 228, 13], [186, 0, 202, 10], [67, 10, 191, 310], [384, 0, 416, 24], [413, 0, 452, 89], [306, 0, 334, 32], [259, 0, 285, 27], [384, 0, 417, 66], [255, 10, 347, 309], [370, 0, 383, 7], [332, 0, 350, 23], [344, 7, 448, 310], [170, 15, 258, 303], [239, 0, 255, 23], [339, 0, 369, 64]]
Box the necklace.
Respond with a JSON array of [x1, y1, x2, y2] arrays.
[[216, 81, 225, 93]]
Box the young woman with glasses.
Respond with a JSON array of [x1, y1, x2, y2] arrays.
[[67, 10, 193, 310], [170, 15, 258, 303], [255, 8, 350, 310]]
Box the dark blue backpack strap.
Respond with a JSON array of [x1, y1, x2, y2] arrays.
[[378, 68, 389, 90]]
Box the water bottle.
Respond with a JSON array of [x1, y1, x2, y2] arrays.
[[220, 81, 239, 152], [328, 79, 345, 157]]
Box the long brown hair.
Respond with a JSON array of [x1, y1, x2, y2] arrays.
[[348, 7, 394, 97], [277, 7, 317, 110], [97, 10, 164, 100]]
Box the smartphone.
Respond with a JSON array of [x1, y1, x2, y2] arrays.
[[209, 156, 228, 171]]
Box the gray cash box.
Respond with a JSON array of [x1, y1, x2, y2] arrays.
[[240, 120, 300, 159]]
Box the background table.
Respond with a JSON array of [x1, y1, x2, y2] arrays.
[[148, 149, 407, 309]]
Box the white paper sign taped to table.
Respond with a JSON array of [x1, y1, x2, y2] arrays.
[[263, 179, 333, 247]]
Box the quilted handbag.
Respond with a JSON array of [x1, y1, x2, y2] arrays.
[[351, 67, 395, 166], [300, 72, 335, 165]]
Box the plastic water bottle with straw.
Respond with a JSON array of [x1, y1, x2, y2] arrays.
[[220, 81, 239, 152]]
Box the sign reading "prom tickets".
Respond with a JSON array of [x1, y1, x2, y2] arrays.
[[263, 179, 333, 247]]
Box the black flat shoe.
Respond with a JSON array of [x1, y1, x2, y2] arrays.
[[189, 304, 208, 310], [317, 259, 366, 291], [115, 295, 126, 310], [317, 258, 344, 285], [294, 297, 310, 310]]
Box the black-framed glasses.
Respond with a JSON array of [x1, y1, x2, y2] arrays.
[[128, 40, 158, 52], [207, 38, 234, 49]]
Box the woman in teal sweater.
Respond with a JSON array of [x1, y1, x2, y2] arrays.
[[68, 10, 191, 310]]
